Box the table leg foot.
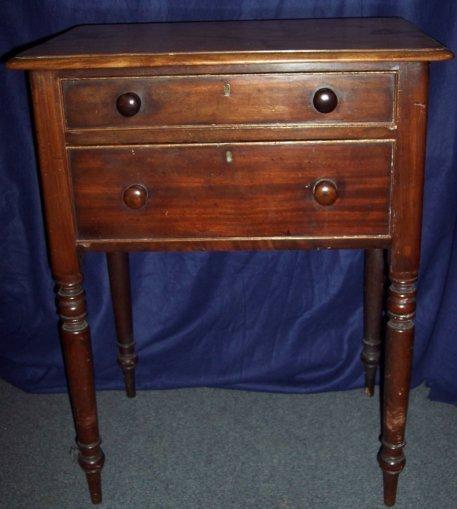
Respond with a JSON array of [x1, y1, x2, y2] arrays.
[[85, 469, 104, 504], [77, 438, 105, 504], [364, 381, 375, 398], [120, 358, 137, 398], [382, 471, 399, 506]]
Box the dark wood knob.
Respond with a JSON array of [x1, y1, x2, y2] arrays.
[[313, 179, 338, 206], [313, 88, 338, 114], [116, 92, 141, 117], [123, 184, 148, 209]]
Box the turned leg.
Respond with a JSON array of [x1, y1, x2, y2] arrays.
[[30, 71, 106, 504], [57, 277, 105, 504], [362, 248, 385, 396], [378, 273, 417, 505], [107, 252, 138, 397], [376, 61, 429, 506]]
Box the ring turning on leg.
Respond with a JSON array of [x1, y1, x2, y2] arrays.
[[107, 252, 138, 397], [362, 249, 385, 396], [57, 278, 105, 504], [378, 276, 417, 506]]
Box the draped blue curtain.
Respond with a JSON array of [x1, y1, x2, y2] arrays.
[[1, 1, 456, 404]]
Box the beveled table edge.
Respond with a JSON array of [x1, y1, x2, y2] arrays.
[[7, 48, 454, 70]]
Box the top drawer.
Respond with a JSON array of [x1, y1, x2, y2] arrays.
[[61, 72, 396, 129]]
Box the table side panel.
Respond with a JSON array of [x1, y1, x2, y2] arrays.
[[29, 71, 81, 281]]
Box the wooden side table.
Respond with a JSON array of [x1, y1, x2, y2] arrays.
[[7, 18, 452, 506]]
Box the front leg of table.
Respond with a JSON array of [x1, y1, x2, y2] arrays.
[[29, 71, 106, 503], [380, 271, 417, 506], [57, 274, 105, 503], [378, 62, 428, 506]]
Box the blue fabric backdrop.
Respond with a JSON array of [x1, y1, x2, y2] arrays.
[[1, 1, 456, 404]]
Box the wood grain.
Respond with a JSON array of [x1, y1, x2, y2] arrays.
[[379, 62, 429, 506], [62, 72, 395, 129], [106, 252, 138, 398], [76, 236, 391, 253], [29, 72, 79, 282], [69, 141, 393, 240], [65, 124, 397, 146], [56, 61, 402, 78], [7, 18, 452, 70], [9, 17, 452, 507], [29, 71, 104, 503], [362, 248, 385, 397]]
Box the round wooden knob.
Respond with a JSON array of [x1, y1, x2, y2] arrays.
[[313, 179, 338, 206], [116, 92, 141, 117], [123, 184, 148, 209], [313, 88, 338, 114]]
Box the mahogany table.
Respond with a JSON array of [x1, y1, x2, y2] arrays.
[[7, 17, 452, 506]]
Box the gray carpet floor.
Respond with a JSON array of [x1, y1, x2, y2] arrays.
[[0, 379, 456, 509]]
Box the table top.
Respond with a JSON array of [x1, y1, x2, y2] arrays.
[[8, 17, 452, 70]]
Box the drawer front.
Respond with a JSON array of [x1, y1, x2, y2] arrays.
[[62, 72, 395, 129], [70, 142, 392, 240]]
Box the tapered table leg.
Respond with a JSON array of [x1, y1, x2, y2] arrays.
[[30, 71, 106, 504], [362, 248, 385, 396], [376, 62, 429, 506], [57, 276, 105, 504], [378, 274, 416, 506], [107, 252, 138, 397]]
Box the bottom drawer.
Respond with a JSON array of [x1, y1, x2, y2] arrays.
[[70, 141, 392, 240]]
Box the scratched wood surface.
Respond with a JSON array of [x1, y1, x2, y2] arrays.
[[70, 141, 393, 240], [7, 16, 453, 507], [7, 18, 452, 69], [62, 72, 395, 129]]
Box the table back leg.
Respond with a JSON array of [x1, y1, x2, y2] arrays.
[[362, 248, 385, 396], [107, 252, 138, 397]]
